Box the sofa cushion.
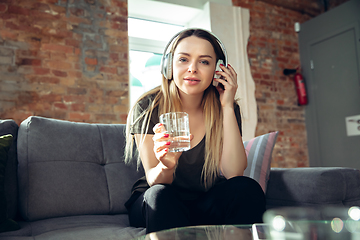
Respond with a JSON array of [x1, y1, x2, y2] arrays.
[[0, 214, 145, 240], [0, 119, 19, 218], [265, 167, 360, 209], [243, 131, 278, 192], [17, 116, 144, 221], [0, 134, 20, 233]]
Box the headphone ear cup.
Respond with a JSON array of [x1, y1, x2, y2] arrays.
[[161, 54, 167, 78], [162, 53, 173, 80], [214, 59, 224, 78], [166, 53, 172, 80]]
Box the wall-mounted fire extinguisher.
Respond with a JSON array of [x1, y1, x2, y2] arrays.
[[284, 68, 308, 106]]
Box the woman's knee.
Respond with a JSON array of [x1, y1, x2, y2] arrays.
[[143, 184, 178, 207], [228, 176, 264, 194], [222, 176, 266, 208], [142, 184, 191, 232]]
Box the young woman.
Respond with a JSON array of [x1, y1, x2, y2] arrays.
[[125, 28, 265, 233]]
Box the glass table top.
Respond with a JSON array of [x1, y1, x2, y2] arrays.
[[133, 225, 253, 240], [131, 206, 360, 239]]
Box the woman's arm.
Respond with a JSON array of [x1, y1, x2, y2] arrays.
[[134, 124, 182, 186], [214, 63, 247, 178], [134, 134, 174, 186], [220, 106, 247, 178]]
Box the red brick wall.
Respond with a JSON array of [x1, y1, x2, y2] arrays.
[[232, 0, 348, 167], [0, 0, 128, 125], [0, 0, 349, 168]]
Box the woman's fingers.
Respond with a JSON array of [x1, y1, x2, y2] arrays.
[[155, 147, 168, 160], [152, 122, 191, 168], [226, 64, 238, 87], [152, 132, 169, 142], [153, 123, 166, 134], [214, 63, 239, 107], [152, 122, 170, 143], [217, 64, 236, 86], [214, 64, 238, 90], [153, 139, 170, 153], [226, 64, 237, 77]]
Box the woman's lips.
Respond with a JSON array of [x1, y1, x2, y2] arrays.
[[184, 77, 200, 84]]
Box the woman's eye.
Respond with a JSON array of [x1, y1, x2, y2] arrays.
[[179, 58, 187, 62], [200, 60, 209, 65]]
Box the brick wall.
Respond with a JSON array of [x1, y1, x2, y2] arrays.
[[0, 0, 128, 125], [0, 0, 349, 168], [232, 0, 348, 167]]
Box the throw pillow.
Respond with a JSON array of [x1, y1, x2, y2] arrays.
[[0, 134, 20, 233], [243, 131, 279, 193]]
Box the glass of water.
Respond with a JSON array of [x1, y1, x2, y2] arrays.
[[159, 112, 191, 152]]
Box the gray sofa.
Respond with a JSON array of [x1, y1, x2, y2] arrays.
[[1, 116, 360, 240]]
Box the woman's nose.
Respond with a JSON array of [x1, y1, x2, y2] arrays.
[[188, 62, 197, 73]]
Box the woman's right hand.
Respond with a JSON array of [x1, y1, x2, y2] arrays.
[[152, 123, 182, 170]]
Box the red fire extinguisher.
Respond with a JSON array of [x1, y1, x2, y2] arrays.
[[284, 68, 308, 106]]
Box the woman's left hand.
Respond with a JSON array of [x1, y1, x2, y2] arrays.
[[213, 63, 238, 108]]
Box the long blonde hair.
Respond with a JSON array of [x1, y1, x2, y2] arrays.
[[125, 29, 229, 189]]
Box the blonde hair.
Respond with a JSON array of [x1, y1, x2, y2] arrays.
[[125, 29, 231, 189]]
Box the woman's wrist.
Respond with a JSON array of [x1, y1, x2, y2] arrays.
[[222, 105, 235, 114], [157, 161, 175, 180], [158, 160, 176, 171], [147, 163, 174, 186]]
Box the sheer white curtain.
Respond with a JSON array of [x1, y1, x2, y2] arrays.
[[188, 2, 257, 140]]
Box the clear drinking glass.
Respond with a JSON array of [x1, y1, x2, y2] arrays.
[[159, 112, 191, 152]]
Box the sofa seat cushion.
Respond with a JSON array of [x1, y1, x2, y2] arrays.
[[0, 214, 146, 240], [17, 116, 144, 221], [266, 167, 360, 209]]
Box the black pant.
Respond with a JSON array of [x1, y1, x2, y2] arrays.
[[127, 176, 266, 234]]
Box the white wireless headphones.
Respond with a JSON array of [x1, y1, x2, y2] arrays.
[[160, 28, 228, 80]]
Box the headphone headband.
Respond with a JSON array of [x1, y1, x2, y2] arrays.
[[160, 28, 228, 80]]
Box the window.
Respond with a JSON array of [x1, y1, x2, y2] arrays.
[[129, 51, 162, 106], [128, 18, 185, 107]]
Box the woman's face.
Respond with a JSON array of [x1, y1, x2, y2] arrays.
[[172, 36, 217, 97]]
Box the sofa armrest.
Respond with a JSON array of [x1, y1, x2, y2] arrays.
[[265, 167, 360, 209]]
